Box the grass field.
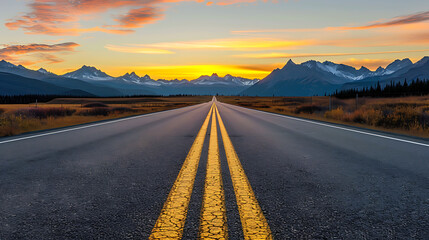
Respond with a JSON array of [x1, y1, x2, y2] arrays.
[[2, 95, 428, 138], [0, 96, 211, 137], [218, 96, 429, 138]]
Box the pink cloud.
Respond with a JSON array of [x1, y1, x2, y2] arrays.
[[0, 42, 79, 65], [216, 0, 256, 5], [113, 7, 164, 28], [5, 0, 170, 35], [6, 0, 266, 35], [341, 11, 429, 30]]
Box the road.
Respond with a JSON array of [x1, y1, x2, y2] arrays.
[[0, 98, 428, 239]]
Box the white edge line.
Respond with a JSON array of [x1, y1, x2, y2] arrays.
[[0, 102, 208, 145], [222, 102, 429, 148]]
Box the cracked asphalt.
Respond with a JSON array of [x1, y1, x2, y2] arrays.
[[0, 99, 428, 239]]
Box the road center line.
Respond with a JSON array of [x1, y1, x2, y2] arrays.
[[199, 103, 228, 239], [149, 104, 213, 240], [215, 104, 272, 239]]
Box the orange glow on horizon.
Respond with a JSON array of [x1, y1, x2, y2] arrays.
[[118, 64, 272, 80]]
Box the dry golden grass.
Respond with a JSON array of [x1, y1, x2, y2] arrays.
[[218, 96, 429, 138], [0, 96, 211, 137]]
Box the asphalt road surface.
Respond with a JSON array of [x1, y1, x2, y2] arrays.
[[0, 98, 428, 239]]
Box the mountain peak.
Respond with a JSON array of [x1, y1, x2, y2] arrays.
[[386, 58, 413, 72], [358, 66, 370, 72], [211, 73, 219, 77], [286, 59, 296, 66], [129, 72, 139, 77], [375, 66, 384, 72], [80, 65, 97, 70], [38, 68, 49, 74], [0, 59, 15, 67], [63, 65, 113, 81], [281, 59, 296, 70], [414, 56, 429, 67]]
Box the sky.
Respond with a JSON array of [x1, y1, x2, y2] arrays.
[[0, 0, 429, 80]]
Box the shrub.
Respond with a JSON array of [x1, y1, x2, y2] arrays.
[[294, 105, 322, 114], [14, 107, 75, 119], [78, 107, 110, 116], [380, 107, 421, 129], [324, 107, 344, 120], [253, 104, 270, 108], [0, 108, 4, 115], [237, 102, 251, 107], [83, 102, 109, 108], [0, 114, 42, 136], [111, 107, 136, 113]]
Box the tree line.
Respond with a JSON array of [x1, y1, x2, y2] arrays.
[[333, 79, 429, 99], [0, 94, 207, 104]]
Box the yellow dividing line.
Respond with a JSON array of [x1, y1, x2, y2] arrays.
[[215, 104, 273, 240], [150, 104, 214, 240], [199, 104, 228, 239]]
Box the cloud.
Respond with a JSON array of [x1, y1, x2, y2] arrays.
[[5, 0, 263, 35], [113, 7, 163, 28], [0, 42, 79, 65], [105, 44, 174, 54], [233, 11, 429, 34], [233, 49, 429, 59], [5, 0, 174, 35], [341, 11, 429, 30], [231, 28, 326, 34], [216, 0, 257, 6], [130, 38, 314, 51]]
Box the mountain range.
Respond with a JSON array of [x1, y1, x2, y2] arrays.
[[243, 57, 429, 96], [1, 57, 428, 97]]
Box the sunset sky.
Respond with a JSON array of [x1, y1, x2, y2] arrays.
[[1, 0, 429, 79]]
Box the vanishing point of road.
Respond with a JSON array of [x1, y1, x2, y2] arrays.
[[0, 98, 428, 239]]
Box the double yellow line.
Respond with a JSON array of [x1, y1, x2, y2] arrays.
[[150, 102, 272, 239]]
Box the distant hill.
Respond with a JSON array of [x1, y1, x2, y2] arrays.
[[0, 72, 92, 96]]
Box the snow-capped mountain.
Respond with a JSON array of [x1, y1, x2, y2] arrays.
[[370, 58, 414, 76], [62, 65, 114, 81], [242, 57, 428, 96], [343, 56, 429, 91], [224, 74, 259, 86], [37, 68, 49, 74], [117, 72, 141, 82], [243, 59, 343, 96], [193, 73, 229, 85], [301, 60, 402, 81], [192, 73, 259, 86], [116, 72, 162, 86], [384, 58, 413, 74]]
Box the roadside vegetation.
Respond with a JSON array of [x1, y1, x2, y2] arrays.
[[218, 96, 429, 138], [0, 96, 210, 137]]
